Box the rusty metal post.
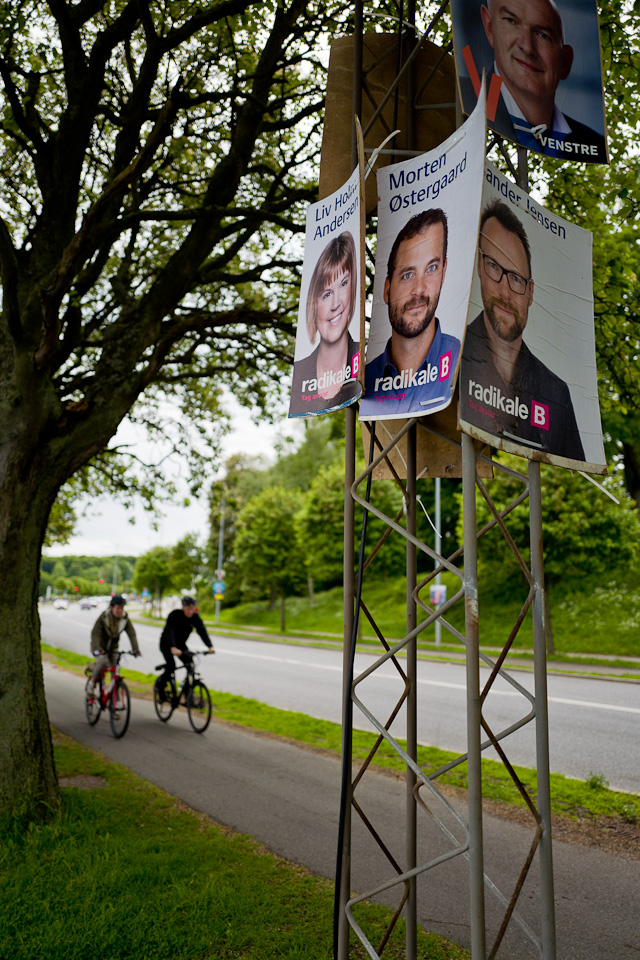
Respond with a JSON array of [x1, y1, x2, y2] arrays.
[[337, 405, 357, 960], [529, 461, 557, 959], [336, 7, 363, 956], [462, 433, 486, 959], [406, 422, 418, 959], [404, 0, 418, 950]]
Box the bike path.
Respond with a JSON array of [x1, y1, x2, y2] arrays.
[[43, 662, 640, 960]]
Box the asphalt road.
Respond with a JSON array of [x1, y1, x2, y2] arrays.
[[44, 662, 640, 960], [40, 603, 640, 794]]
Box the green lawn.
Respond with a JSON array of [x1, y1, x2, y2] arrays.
[[198, 569, 640, 658], [0, 734, 469, 960]]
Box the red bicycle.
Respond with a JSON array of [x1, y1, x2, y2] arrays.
[[85, 651, 133, 738]]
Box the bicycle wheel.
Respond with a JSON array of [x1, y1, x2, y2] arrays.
[[187, 680, 211, 733], [153, 679, 174, 722], [85, 683, 101, 726], [109, 680, 130, 738]]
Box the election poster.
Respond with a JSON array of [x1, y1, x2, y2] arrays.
[[451, 0, 608, 165], [458, 161, 606, 473], [289, 166, 362, 418], [359, 89, 486, 422]]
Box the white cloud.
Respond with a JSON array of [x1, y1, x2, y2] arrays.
[[47, 398, 302, 558]]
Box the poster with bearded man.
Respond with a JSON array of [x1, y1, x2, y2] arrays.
[[459, 161, 605, 472], [359, 90, 486, 421]]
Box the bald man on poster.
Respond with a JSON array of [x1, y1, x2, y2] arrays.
[[456, 0, 607, 162]]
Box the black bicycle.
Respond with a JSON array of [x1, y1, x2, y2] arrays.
[[85, 651, 133, 738], [153, 652, 213, 733]]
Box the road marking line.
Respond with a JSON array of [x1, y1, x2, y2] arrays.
[[216, 648, 639, 714]]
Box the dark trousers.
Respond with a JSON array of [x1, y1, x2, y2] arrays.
[[157, 643, 192, 689]]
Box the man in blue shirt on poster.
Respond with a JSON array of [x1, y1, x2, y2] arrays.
[[362, 208, 460, 417]]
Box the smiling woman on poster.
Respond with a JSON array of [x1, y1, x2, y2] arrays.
[[289, 231, 361, 416]]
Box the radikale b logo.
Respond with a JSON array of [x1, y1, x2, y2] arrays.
[[531, 401, 549, 431], [439, 351, 452, 382]]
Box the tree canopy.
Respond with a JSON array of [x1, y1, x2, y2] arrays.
[[3, 0, 640, 822], [234, 485, 306, 629], [0, 0, 337, 817]]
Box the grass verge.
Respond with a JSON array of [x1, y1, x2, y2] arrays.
[[0, 734, 469, 960], [196, 573, 640, 658], [42, 644, 640, 828], [132, 612, 639, 678]]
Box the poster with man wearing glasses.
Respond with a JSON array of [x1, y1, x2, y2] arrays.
[[459, 161, 605, 472]]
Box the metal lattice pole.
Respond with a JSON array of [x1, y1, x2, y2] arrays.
[[334, 8, 558, 957], [405, 424, 418, 959], [529, 462, 557, 959], [462, 434, 487, 958]]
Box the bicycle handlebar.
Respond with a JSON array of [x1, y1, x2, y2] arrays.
[[153, 649, 214, 673], [92, 650, 138, 658]]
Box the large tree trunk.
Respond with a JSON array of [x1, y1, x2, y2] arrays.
[[268, 582, 277, 612], [0, 448, 60, 817]]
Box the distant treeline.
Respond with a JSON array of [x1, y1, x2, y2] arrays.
[[40, 554, 137, 597]]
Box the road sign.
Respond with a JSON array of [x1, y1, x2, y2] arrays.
[[213, 580, 225, 597]]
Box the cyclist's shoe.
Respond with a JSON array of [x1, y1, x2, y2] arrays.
[[86, 681, 96, 700], [155, 681, 168, 703]]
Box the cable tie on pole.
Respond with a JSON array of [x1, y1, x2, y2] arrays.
[[365, 130, 401, 180], [577, 470, 620, 504]]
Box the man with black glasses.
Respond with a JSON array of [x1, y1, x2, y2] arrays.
[[460, 198, 584, 461]]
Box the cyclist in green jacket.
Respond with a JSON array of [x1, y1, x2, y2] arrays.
[[86, 595, 140, 698]]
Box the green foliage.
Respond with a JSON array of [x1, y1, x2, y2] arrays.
[[456, 455, 640, 593], [131, 535, 206, 603], [296, 461, 348, 587], [234, 486, 307, 603], [43, 498, 77, 548], [168, 534, 206, 592], [586, 771, 610, 791], [208, 418, 348, 603], [267, 417, 345, 492], [39, 555, 136, 596], [132, 547, 174, 600]]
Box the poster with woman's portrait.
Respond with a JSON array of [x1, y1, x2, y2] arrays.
[[289, 167, 362, 418]]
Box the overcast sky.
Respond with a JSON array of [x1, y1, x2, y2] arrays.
[[47, 399, 302, 559]]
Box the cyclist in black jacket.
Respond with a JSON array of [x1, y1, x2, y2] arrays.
[[156, 596, 214, 700]]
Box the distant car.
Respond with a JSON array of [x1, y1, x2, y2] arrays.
[[53, 598, 69, 610], [79, 600, 92, 610]]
